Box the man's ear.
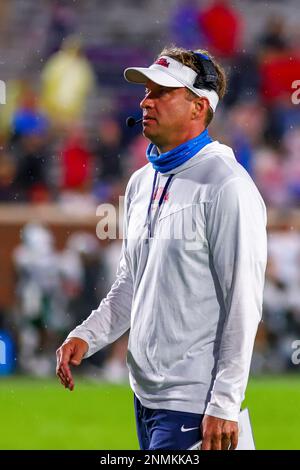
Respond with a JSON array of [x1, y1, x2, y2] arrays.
[[193, 98, 209, 119]]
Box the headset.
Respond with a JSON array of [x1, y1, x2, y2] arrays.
[[189, 51, 218, 93]]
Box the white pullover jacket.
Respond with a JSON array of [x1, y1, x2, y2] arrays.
[[68, 141, 267, 421]]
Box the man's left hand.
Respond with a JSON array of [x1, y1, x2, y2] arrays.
[[201, 414, 238, 450]]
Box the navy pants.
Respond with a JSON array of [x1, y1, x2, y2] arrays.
[[134, 394, 203, 450]]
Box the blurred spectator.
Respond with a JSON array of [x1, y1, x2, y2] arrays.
[[263, 101, 300, 147], [11, 90, 49, 142], [258, 15, 289, 53], [8, 88, 51, 202], [13, 223, 70, 376], [14, 133, 51, 203], [60, 232, 106, 325], [254, 143, 290, 207], [55, 125, 98, 213], [224, 53, 260, 107], [40, 35, 95, 126], [169, 0, 203, 50], [45, 0, 78, 57], [225, 101, 266, 175], [60, 125, 93, 191], [93, 116, 128, 204], [94, 116, 124, 185], [259, 52, 300, 105], [258, 15, 300, 106], [198, 0, 243, 59], [256, 15, 300, 150], [254, 126, 300, 208]]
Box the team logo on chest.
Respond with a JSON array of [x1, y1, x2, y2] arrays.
[[153, 187, 170, 202]]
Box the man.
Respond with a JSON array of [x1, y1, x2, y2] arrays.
[[56, 47, 267, 450]]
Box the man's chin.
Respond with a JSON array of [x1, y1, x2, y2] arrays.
[[142, 128, 156, 140]]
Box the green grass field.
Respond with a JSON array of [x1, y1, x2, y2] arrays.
[[0, 375, 299, 449]]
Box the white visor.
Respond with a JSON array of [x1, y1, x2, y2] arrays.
[[124, 55, 219, 112]]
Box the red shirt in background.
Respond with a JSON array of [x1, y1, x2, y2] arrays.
[[198, 1, 242, 58], [260, 50, 300, 103], [61, 135, 92, 189]]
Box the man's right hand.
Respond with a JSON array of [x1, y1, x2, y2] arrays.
[[56, 337, 89, 391]]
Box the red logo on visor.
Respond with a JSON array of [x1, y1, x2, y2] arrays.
[[155, 58, 170, 68]]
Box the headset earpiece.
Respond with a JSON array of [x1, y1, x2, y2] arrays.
[[189, 51, 218, 93]]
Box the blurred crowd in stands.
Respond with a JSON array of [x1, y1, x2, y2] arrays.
[[0, 0, 300, 379]]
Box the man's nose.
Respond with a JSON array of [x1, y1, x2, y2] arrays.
[[140, 94, 153, 109]]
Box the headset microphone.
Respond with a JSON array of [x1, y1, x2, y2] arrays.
[[126, 116, 143, 128]]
